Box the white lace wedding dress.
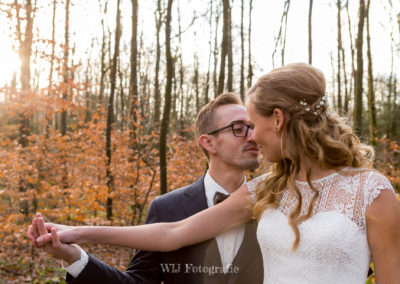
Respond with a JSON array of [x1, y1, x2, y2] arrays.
[[247, 167, 394, 284]]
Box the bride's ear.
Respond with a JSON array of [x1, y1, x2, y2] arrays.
[[273, 108, 285, 132]]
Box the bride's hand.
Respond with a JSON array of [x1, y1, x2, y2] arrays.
[[35, 220, 78, 246], [27, 213, 81, 264], [27, 213, 70, 247], [27, 213, 78, 246]]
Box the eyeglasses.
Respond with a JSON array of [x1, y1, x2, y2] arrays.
[[207, 122, 254, 137]]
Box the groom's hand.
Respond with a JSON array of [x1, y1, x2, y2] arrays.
[[27, 213, 81, 265]]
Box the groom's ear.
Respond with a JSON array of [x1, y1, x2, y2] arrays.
[[198, 134, 217, 155]]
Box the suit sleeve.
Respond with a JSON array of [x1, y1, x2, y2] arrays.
[[66, 199, 163, 284]]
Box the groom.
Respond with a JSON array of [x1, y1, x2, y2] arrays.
[[29, 92, 264, 284]]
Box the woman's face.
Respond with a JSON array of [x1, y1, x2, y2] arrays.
[[246, 100, 284, 163]]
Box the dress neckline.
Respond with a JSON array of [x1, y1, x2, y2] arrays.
[[295, 167, 348, 185]]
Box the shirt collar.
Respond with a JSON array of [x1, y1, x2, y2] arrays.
[[204, 171, 246, 207]]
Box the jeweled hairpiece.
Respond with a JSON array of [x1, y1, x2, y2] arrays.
[[299, 92, 329, 115]]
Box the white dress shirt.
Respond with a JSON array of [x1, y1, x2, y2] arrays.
[[65, 171, 246, 277], [204, 171, 245, 273], [63, 244, 89, 277]]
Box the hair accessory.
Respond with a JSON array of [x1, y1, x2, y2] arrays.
[[299, 92, 329, 115]]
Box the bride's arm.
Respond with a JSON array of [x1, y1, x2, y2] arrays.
[[366, 190, 400, 282], [37, 184, 253, 252]]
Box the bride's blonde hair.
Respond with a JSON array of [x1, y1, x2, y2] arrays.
[[249, 63, 374, 250]]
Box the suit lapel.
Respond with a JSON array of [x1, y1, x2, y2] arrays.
[[181, 176, 208, 217]]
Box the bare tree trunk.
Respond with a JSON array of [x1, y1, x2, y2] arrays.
[[171, 51, 177, 128], [341, 46, 349, 113], [390, 10, 397, 138], [340, 1, 349, 113], [337, 0, 342, 111], [99, 1, 109, 106], [176, 2, 184, 134], [398, 12, 400, 34], [85, 50, 93, 123], [138, 36, 144, 122], [106, 0, 121, 220], [308, 0, 313, 64], [365, 0, 376, 145], [203, 0, 213, 105], [159, 0, 174, 195], [386, 27, 394, 138], [346, 0, 355, 110], [281, 4, 289, 67], [143, 66, 151, 132], [330, 52, 337, 110], [178, 50, 185, 135], [353, 0, 365, 136], [391, 78, 397, 138], [48, 0, 56, 132], [15, 0, 35, 215], [118, 57, 125, 130], [138, 35, 152, 132], [272, 0, 290, 67], [226, 0, 233, 92], [16, 0, 34, 148], [240, 0, 245, 101], [129, 0, 138, 142], [213, 3, 220, 98], [247, 0, 253, 88], [153, 0, 163, 125], [218, 0, 230, 95], [49, 0, 56, 91], [194, 52, 200, 113], [61, 0, 70, 192], [173, 4, 184, 129], [385, 5, 397, 138]]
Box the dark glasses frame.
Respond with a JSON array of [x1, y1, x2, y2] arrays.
[[207, 122, 253, 137]]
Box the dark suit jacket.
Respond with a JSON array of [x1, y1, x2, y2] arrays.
[[67, 176, 264, 284]]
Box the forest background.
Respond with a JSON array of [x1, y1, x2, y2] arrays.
[[0, 0, 400, 283]]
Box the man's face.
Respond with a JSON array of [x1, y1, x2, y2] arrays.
[[208, 104, 260, 171]]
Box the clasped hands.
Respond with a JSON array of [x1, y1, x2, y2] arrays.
[[27, 213, 81, 265]]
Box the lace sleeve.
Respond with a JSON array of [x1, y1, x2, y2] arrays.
[[247, 173, 269, 203], [363, 171, 395, 206], [358, 170, 396, 235]]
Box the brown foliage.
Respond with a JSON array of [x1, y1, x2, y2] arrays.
[[0, 89, 206, 281]]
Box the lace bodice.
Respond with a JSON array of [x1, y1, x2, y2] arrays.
[[247, 168, 395, 284]]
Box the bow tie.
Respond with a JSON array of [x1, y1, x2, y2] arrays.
[[213, 191, 230, 205]]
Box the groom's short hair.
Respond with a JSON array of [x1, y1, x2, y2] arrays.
[[195, 92, 243, 159]]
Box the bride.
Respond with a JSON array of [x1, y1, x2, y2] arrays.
[[29, 63, 400, 283]]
